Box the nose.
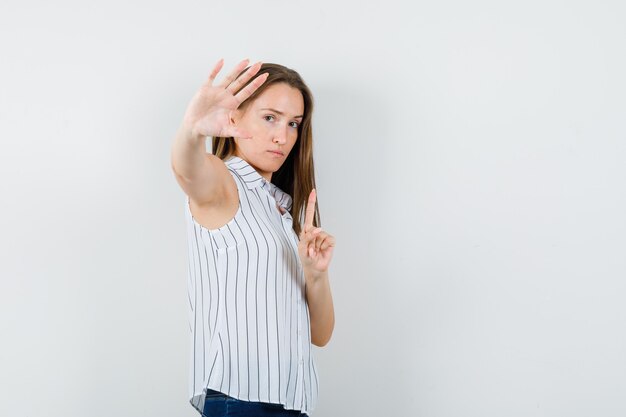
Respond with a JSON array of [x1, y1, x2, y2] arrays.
[[272, 125, 289, 145]]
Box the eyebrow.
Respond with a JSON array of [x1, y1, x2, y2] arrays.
[[259, 107, 303, 119]]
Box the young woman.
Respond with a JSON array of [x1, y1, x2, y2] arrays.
[[170, 58, 336, 417]]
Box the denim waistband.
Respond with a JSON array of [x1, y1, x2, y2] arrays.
[[206, 388, 227, 396]]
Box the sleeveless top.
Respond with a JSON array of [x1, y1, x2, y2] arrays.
[[183, 155, 319, 415]]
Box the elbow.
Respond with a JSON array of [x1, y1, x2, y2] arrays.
[[311, 325, 334, 347], [310, 310, 335, 347], [312, 336, 331, 347]]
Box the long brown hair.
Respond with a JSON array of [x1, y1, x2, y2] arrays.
[[212, 63, 320, 236]]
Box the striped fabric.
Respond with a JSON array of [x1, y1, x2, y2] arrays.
[[184, 155, 319, 415]]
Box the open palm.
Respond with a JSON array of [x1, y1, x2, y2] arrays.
[[183, 58, 268, 140]]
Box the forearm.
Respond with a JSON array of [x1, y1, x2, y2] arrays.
[[304, 271, 335, 347], [170, 124, 207, 181]]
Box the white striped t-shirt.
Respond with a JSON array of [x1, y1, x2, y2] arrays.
[[184, 155, 319, 415]]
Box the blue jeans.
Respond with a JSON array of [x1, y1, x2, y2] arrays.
[[201, 389, 309, 417]]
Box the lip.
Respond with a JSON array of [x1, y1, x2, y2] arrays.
[[267, 150, 284, 156]]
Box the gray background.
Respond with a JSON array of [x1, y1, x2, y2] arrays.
[[1, 0, 625, 416]]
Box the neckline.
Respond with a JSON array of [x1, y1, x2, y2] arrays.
[[225, 156, 293, 211]]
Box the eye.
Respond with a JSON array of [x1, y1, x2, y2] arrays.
[[289, 121, 300, 128], [264, 115, 275, 122]]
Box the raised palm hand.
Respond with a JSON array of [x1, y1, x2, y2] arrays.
[[183, 58, 268, 140]]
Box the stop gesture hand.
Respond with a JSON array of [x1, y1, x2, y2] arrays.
[[298, 189, 336, 279], [182, 58, 268, 140]]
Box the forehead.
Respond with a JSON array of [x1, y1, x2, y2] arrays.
[[252, 83, 304, 115]]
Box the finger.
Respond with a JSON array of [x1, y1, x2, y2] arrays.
[[321, 236, 336, 250], [205, 58, 225, 87], [217, 58, 250, 89], [221, 126, 253, 140], [309, 230, 325, 250], [226, 61, 262, 94], [303, 227, 321, 244], [307, 234, 321, 256], [233, 71, 269, 106], [303, 189, 316, 232], [315, 233, 329, 250], [300, 226, 320, 248]]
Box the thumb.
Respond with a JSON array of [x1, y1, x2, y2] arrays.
[[226, 110, 253, 139], [223, 126, 253, 140]]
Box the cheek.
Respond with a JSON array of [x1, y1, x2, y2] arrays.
[[286, 136, 298, 149], [247, 119, 263, 132], [258, 121, 277, 136]]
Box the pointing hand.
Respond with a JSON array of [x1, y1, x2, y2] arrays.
[[298, 189, 336, 278]]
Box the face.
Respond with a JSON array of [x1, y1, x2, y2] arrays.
[[230, 82, 305, 182]]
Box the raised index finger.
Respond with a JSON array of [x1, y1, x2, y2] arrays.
[[304, 188, 316, 231]]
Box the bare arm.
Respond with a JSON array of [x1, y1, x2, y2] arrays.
[[305, 271, 335, 347], [298, 189, 337, 347], [170, 124, 206, 183], [169, 58, 268, 205], [170, 126, 227, 206]]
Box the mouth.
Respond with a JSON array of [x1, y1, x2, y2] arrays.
[[267, 150, 284, 156]]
